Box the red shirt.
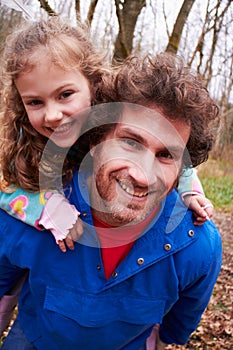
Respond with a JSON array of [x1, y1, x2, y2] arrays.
[[93, 209, 157, 279]]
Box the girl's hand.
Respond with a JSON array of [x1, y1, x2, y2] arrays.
[[58, 219, 84, 252], [182, 194, 214, 225], [39, 193, 83, 252]]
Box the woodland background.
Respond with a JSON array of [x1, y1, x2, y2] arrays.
[[0, 0, 232, 349]]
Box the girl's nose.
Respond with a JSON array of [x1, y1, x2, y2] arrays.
[[44, 107, 63, 124]]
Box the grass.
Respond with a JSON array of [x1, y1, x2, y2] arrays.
[[197, 154, 233, 212]]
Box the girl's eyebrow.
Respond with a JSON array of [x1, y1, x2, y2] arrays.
[[21, 84, 73, 99], [21, 94, 40, 99]]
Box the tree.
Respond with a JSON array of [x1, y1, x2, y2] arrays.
[[113, 0, 146, 62], [165, 0, 196, 54]]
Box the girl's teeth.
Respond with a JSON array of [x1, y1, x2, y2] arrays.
[[54, 123, 72, 133]]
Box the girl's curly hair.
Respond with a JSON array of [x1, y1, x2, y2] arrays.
[[0, 16, 110, 191]]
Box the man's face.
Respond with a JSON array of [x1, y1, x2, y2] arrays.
[[90, 105, 190, 227]]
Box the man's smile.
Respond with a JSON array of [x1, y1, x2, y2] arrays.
[[116, 178, 149, 198]]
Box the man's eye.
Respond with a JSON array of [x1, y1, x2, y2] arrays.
[[122, 138, 140, 149], [157, 151, 173, 160]]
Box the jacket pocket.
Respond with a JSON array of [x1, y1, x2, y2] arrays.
[[44, 286, 165, 327]]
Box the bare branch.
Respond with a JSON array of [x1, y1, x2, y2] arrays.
[[86, 0, 99, 25], [162, 0, 170, 39], [74, 0, 81, 21], [75, 0, 80, 15], [38, 0, 57, 16]]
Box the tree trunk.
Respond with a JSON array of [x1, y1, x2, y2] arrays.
[[166, 0, 195, 54], [113, 0, 146, 63], [75, 0, 80, 20]]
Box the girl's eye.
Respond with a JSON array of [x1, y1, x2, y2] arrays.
[[26, 99, 42, 106], [60, 91, 73, 99]]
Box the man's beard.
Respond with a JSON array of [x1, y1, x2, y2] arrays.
[[96, 181, 166, 227]]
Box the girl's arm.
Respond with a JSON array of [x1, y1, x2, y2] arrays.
[[177, 167, 214, 225], [0, 186, 82, 252], [0, 186, 50, 229]]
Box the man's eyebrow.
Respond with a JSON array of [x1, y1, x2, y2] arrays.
[[116, 126, 146, 144], [117, 126, 186, 154]]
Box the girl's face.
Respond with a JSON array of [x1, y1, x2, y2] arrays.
[[15, 56, 91, 148]]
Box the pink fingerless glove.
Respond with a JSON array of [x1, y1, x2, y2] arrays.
[[39, 193, 80, 243]]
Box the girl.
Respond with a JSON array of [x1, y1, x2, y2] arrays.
[[0, 16, 110, 252], [0, 17, 213, 337]]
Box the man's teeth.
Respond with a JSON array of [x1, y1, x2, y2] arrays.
[[120, 182, 148, 198]]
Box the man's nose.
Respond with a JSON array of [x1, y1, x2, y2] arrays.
[[127, 154, 157, 187]]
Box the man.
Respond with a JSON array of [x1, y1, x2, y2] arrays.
[[0, 53, 221, 350]]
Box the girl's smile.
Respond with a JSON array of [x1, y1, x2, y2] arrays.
[[15, 55, 91, 148]]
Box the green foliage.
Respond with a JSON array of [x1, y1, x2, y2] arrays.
[[198, 157, 233, 211], [200, 177, 233, 210]]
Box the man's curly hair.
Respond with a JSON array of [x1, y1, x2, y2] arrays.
[[83, 53, 219, 168]]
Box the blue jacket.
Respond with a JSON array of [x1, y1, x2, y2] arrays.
[[0, 170, 222, 350]]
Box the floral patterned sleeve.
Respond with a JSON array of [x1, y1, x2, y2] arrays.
[[0, 186, 80, 243], [0, 187, 53, 229]]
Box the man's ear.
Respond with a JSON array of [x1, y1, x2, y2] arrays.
[[89, 144, 95, 157]]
